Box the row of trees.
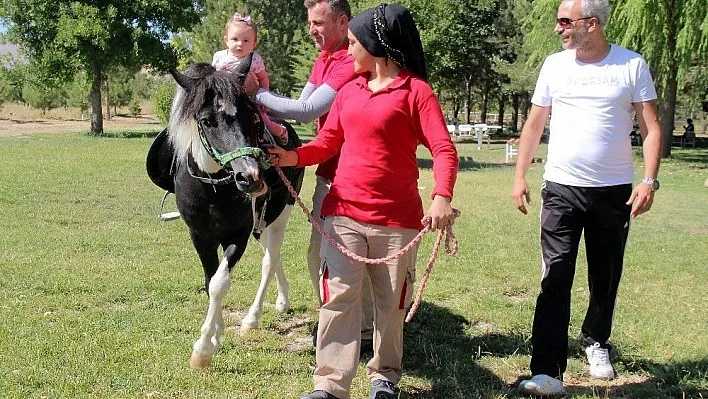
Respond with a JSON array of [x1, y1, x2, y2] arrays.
[[1, 0, 707, 156], [0, 59, 166, 118]]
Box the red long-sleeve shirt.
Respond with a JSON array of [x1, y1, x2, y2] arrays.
[[295, 71, 458, 230], [308, 49, 357, 181]]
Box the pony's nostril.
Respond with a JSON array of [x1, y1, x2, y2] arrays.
[[235, 172, 252, 185]]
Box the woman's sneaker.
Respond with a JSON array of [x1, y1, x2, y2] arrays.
[[585, 342, 615, 380], [518, 374, 565, 396], [370, 379, 397, 399], [299, 390, 340, 399]]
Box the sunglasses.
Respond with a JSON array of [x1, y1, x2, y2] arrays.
[[556, 16, 594, 28]]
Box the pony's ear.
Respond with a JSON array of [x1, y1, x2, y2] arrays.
[[169, 67, 198, 90], [233, 52, 253, 82]]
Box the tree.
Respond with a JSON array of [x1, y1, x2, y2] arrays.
[[106, 66, 141, 116], [404, 0, 501, 123], [66, 71, 91, 120], [21, 79, 65, 115], [608, 0, 708, 157], [1, 0, 199, 135]]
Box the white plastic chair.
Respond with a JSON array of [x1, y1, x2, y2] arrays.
[[505, 140, 519, 163], [447, 124, 457, 136], [682, 135, 695, 148], [458, 124, 473, 138]]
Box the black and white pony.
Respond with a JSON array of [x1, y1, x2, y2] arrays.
[[148, 56, 304, 369]]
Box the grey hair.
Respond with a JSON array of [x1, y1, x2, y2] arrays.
[[581, 0, 611, 29], [303, 0, 351, 20]]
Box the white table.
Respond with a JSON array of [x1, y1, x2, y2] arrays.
[[472, 124, 503, 150]]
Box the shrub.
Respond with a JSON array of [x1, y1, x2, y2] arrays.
[[129, 97, 142, 117], [152, 83, 175, 124]]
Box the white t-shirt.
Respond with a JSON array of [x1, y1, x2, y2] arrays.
[[211, 49, 266, 75], [532, 44, 657, 187]]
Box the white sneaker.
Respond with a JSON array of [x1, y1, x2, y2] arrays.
[[518, 374, 566, 396], [585, 342, 615, 380]]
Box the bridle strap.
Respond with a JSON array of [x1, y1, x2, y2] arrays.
[[196, 120, 271, 170]]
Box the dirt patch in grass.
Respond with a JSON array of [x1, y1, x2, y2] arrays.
[[0, 114, 163, 137], [1, 102, 163, 137]]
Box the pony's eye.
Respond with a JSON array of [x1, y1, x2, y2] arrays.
[[224, 114, 237, 125], [199, 117, 214, 128]]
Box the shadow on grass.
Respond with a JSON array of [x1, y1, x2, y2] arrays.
[[97, 129, 163, 139], [388, 302, 707, 398], [417, 157, 516, 171], [393, 301, 524, 398], [669, 150, 708, 168]]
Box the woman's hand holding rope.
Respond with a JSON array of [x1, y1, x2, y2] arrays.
[[267, 145, 297, 167], [426, 194, 455, 231]]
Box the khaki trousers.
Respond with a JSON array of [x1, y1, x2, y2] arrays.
[[313, 216, 419, 399], [308, 176, 374, 340]]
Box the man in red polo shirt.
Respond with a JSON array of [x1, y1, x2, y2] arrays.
[[243, 0, 373, 350]]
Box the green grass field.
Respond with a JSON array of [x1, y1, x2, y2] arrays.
[[0, 129, 706, 399]]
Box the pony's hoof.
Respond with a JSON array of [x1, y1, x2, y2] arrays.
[[240, 316, 260, 331], [275, 299, 290, 313], [189, 351, 213, 369]]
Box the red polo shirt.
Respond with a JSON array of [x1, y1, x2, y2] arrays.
[[296, 70, 458, 230], [308, 48, 357, 181]]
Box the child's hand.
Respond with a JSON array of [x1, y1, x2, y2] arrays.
[[267, 146, 297, 167], [425, 195, 454, 231]]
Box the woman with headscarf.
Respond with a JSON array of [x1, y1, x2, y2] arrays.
[[268, 4, 458, 399]]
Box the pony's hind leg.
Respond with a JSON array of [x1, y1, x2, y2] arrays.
[[241, 205, 293, 331], [190, 245, 239, 369]]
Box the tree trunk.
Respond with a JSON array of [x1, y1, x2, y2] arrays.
[[105, 75, 111, 121], [453, 99, 460, 124], [520, 92, 530, 122], [480, 85, 489, 123], [465, 77, 472, 124], [90, 60, 104, 136], [659, 0, 680, 158], [511, 93, 520, 133], [497, 93, 506, 129]]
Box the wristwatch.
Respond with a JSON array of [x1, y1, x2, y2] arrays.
[[641, 177, 660, 192]]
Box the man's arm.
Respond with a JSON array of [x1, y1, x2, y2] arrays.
[[243, 72, 337, 123], [512, 105, 551, 215], [255, 84, 337, 123], [626, 100, 662, 218]]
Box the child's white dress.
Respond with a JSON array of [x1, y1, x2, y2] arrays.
[[212, 50, 266, 74]]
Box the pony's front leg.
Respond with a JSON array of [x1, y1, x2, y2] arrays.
[[241, 206, 293, 331], [190, 245, 238, 369]]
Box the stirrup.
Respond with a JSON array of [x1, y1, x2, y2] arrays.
[[158, 190, 181, 222]]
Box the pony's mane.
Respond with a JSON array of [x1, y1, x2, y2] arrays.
[[168, 63, 246, 164]]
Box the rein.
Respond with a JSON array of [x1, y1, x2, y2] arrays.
[[272, 166, 460, 322]]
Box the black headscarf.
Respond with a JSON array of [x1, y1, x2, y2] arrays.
[[348, 3, 428, 81]]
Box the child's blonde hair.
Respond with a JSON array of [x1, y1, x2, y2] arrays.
[[225, 11, 258, 38]]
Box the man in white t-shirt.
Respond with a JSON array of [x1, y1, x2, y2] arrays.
[[512, 0, 662, 396]]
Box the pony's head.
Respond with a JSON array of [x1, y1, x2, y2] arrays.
[[167, 54, 267, 194]]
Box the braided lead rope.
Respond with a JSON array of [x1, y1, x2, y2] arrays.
[[274, 166, 460, 321]]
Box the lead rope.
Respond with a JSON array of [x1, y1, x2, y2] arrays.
[[273, 166, 460, 322]]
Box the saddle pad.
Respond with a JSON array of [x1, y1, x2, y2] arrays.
[[146, 128, 177, 193]]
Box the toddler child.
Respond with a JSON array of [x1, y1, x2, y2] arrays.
[[212, 12, 288, 145]]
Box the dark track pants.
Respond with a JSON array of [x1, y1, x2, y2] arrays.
[[530, 181, 632, 379]]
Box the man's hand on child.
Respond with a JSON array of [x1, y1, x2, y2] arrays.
[[243, 72, 260, 96]]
